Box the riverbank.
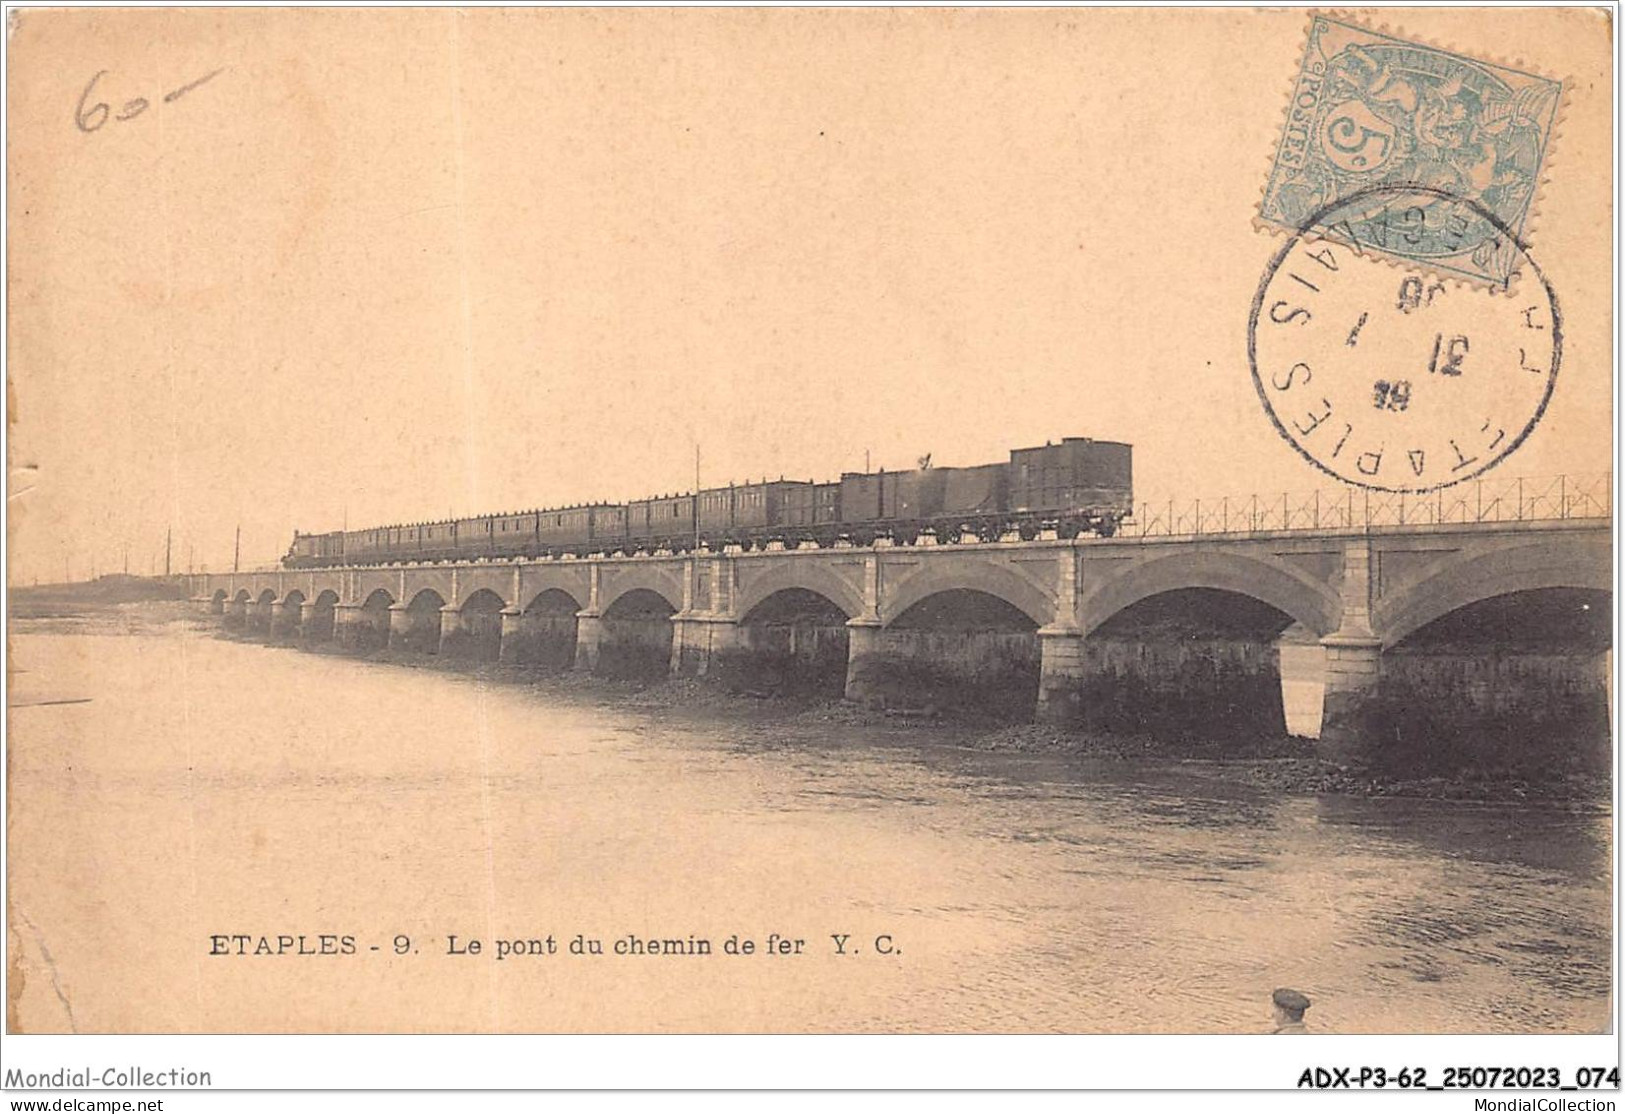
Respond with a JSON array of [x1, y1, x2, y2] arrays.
[[10, 576, 191, 627], [14, 600, 1610, 804]]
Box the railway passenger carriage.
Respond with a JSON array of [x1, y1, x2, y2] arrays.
[[628, 494, 696, 553], [283, 437, 1135, 567], [782, 483, 843, 532], [697, 481, 814, 549], [539, 505, 623, 556]]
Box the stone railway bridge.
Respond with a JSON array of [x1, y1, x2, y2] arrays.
[[193, 518, 1610, 761]]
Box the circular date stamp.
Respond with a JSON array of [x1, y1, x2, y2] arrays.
[[1249, 184, 1561, 493]]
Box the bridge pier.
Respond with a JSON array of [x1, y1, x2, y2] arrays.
[[497, 608, 525, 664], [300, 600, 335, 644], [387, 602, 444, 654], [573, 611, 603, 672], [387, 603, 410, 649], [334, 603, 375, 651], [1316, 538, 1382, 766], [334, 603, 362, 648], [842, 618, 885, 707], [1036, 551, 1085, 724], [245, 598, 272, 636], [670, 614, 739, 677], [269, 601, 300, 641], [1318, 634, 1384, 764], [222, 597, 246, 628], [1035, 626, 1086, 725], [436, 606, 467, 657]]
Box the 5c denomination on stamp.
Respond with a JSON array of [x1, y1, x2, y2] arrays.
[[1250, 185, 1560, 493], [1260, 16, 1561, 286]]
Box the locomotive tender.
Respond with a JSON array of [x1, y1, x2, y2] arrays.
[[282, 437, 1132, 568]]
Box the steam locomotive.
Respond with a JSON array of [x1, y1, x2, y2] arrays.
[[282, 437, 1132, 568]]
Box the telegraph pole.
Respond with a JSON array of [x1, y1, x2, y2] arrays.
[[694, 444, 701, 550], [165, 528, 172, 578], [234, 525, 241, 574]]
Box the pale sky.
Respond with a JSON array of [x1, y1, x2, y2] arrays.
[[7, 7, 1613, 579]]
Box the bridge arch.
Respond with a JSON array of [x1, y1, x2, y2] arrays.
[[603, 587, 676, 618], [344, 587, 394, 652], [246, 588, 277, 634], [1378, 541, 1614, 647], [879, 561, 1054, 629], [734, 563, 864, 623], [398, 570, 455, 608], [406, 587, 446, 609], [599, 587, 676, 680], [273, 589, 306, 640], [460, 588, 507, 614], [448, 588, 506, 660], [304, 588, 340, 643], [506, 588, 581, 670], [526, 587, 583, 614], [394, 588, 447, 654], [1372, 542, 1612, 778], [858, 576, 1045, 721], [734, 587, 853, 696], [601, 579, 682, 617], [221, 587, 252, 628], [1077, 550, 1340, 637]]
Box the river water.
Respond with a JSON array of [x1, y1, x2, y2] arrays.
[[6, 620, 1612, 1034]]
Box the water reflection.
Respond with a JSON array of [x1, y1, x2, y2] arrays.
[[5, 626, 1611, 1035]]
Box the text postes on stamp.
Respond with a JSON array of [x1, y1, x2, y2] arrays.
[[1250, 186, 1560, 493], [1260, 16, 1561, 286]]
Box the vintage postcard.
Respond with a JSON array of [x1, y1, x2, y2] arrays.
[[2, 3, 1615, 1084]]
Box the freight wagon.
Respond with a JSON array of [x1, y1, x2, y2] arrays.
[[282, 437, 1133, 567]]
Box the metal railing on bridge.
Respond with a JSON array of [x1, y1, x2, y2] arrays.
[[1125, 473, 1612, 539]]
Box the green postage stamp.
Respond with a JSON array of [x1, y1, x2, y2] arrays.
[[1260, 16, 1561, 285]]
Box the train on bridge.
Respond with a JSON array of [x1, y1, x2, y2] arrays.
[[283, 437, 1133, 567]]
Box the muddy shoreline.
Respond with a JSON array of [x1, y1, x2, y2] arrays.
[[10, 599, 1611, 805]]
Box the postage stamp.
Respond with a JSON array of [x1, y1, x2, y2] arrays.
[[1259, 16, 1562, 286], [1250, 185, 1561, 493]]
